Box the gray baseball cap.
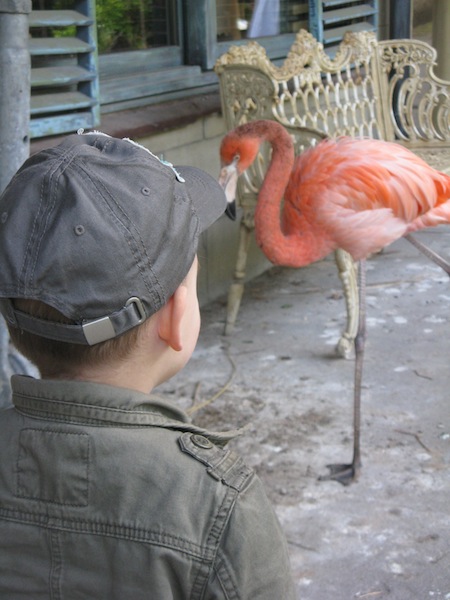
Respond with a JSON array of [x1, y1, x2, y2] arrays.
[[0, 132, 226, 345]]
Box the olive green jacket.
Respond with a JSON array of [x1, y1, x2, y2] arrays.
[[0, 375, 295, 599]]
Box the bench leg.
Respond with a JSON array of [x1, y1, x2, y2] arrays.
[[224, 220, 254, 335], [334, 249, 359, 359], [225, 234, 359, 360]]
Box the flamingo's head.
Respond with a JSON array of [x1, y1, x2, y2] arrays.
[[219, 133, 260, 221]]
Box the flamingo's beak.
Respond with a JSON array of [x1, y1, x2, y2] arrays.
[[219, 156, 240, 221], [225, 199, 236, 221]]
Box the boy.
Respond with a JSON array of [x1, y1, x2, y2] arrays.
[[0, 132, 295, 599]]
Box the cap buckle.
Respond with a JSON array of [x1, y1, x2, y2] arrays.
[[82, 316, 116, 345], [126, 297, 146, 323]]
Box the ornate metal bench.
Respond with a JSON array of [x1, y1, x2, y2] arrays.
[[215, 30, 450, 358]]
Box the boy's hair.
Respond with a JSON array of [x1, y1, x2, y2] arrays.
[[8, 299, 141, 378]]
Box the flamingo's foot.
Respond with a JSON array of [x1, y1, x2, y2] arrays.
[[318, 462, 361, 486]]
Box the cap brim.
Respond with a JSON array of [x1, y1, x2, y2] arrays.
[[176, 166, 227, 232]]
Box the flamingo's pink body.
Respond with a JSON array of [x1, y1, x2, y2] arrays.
[[219, 120, 450, 267], [219, 120, 450, 484]]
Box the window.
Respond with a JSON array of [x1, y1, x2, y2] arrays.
[[29, 1, 378, 138], [95, 0, 178, 51]]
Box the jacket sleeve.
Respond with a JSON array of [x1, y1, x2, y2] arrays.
[[205, 472, 297, 600]]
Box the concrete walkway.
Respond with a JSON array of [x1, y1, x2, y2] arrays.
[[158, 226, 450, 599]]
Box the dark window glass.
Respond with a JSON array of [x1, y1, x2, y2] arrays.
[[38, 0, 177, 53]]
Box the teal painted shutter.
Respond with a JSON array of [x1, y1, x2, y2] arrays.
[[29, 0, 100, 138], [309, 0, 379, 53]]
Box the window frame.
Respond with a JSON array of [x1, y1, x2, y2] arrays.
[[184, 0, 302, 70], [29, 1, 380, 136], [97, 0, 303, 113]]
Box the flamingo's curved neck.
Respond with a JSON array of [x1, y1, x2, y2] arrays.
[[253, 124, 331, 267]]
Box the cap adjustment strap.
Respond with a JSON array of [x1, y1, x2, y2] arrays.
[[0, 297, 147, 346]]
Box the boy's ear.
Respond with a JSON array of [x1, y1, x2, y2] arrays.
[[157, 284, 188, 351]]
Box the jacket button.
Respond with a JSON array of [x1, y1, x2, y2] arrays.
[[191, 434, 213, 449]]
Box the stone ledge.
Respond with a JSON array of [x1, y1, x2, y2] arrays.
[[30, 91, 222, 154]]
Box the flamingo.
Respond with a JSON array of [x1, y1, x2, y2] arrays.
[[219, 119, 450, 485]]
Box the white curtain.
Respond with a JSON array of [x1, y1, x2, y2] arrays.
[[247, 0, 280, 37]]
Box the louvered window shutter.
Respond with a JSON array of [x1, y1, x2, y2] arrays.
[[309, 0, 379, 53], [29, 0, 100, 138]]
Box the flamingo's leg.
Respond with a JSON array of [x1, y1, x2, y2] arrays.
[[319, 258, 366, 485], [404, 233, 450, 276]]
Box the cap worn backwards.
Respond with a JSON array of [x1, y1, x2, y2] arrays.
[[0, 132, 226, 345]]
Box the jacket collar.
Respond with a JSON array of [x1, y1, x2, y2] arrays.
[[11, 375, 242, 445]]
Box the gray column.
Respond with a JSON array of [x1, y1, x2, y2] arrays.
[[389, 0, 411, 39], [432, 0, 450, 80], [0, 0, 31, 195], [0, 1, 38, 409]]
